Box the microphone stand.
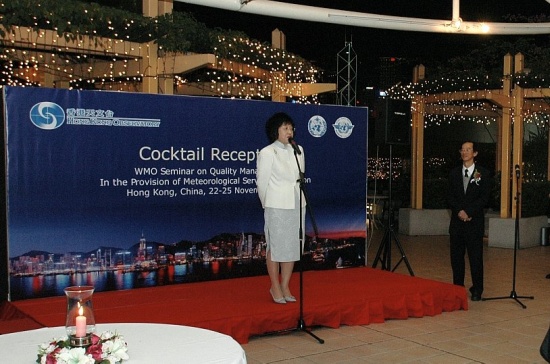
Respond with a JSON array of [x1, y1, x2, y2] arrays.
[[264, 141, 324, 344], [482, 165, 534, 308]]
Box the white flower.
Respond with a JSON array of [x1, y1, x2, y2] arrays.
[[57, 347, 95, 364], [38, 342, 56, 355], [37, 331, 128, 364], [102, 337, 129, 362], [38, 336, 68, 356], [103, 355, 122, 364], [100, 331, 115, 340]]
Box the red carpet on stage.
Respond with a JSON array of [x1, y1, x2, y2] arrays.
[[3, 267, 468, 344]]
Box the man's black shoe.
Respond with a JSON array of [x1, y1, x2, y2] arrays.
[[469, 287, 482, 301]]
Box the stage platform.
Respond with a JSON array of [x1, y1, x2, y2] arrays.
[[2, 267, 468, 344]]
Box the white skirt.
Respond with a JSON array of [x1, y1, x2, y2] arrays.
[[264, 193, 305, 262]]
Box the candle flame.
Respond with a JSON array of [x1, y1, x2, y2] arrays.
[[78, 305, 83, 316]]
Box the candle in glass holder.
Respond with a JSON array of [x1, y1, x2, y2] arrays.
[[75, 306, 86, 337], [65, 286, 95, 346]]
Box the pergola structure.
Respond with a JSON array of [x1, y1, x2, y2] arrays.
[[1, 0, 335, 100], [410, 53, 550, 218], [2, 1, 548, 219]]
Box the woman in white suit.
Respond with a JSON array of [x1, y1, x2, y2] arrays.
[[256, 112, 305, 304]]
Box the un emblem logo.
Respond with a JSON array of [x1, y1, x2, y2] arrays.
[[308, 115, 327, 138], [29, 102, 65, 130]]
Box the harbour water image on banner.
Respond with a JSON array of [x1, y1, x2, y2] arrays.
[[4, 86, 368, 300], [10, 233, 366, 300]]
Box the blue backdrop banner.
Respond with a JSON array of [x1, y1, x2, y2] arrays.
[[4, 86, 368, 300]]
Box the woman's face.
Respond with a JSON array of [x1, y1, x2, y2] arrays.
[[277, 122, 294, 144]]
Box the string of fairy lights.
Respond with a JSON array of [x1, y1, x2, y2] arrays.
[[2, 3, 550, 122], [389, 75, 550, 128], [173, 35, 321, 103], [1, 24, 322, 103], [368, 157, 448, 181]]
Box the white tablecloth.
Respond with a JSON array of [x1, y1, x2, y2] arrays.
[[0, 323, 247, 364]]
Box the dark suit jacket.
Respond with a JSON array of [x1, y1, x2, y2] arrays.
[[448, 165, 491, 237]]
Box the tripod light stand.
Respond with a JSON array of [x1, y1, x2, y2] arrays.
[[371, 145, 414, 276], [482, 165, 534, 308]]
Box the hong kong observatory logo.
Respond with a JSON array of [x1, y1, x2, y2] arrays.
[[29, 102, 66, 130], [28, 101, 161, 129]]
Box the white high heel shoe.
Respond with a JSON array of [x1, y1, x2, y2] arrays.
[[284, 295, 296, 302], [270, 288, 286, 304]]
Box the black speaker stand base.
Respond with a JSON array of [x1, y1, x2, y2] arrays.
[[481, 291, 534, 309], [260, 319, 325, 344]]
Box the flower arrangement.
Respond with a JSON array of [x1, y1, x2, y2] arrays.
[[37, 331, 129, 364], [470, 169, 482, 185]]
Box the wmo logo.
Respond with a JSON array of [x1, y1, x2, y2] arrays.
[[29, 102, 66, 130]]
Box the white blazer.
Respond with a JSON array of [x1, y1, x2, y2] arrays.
[[256, 140, 305, 209]]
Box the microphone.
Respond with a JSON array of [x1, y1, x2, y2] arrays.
[[288, 137, 301, 155], [515, 164, 520, 178]]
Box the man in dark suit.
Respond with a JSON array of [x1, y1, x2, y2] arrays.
[[448, 141, 491, 301]]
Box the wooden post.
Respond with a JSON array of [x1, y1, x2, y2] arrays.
[[157, 0, 173, 14], [412, 64, 425, 83], [43, 72, 55, 88], [156, 0, 174, 94], [410, 66, 425, 209], [411, 95, 424, 209], [271, 29, 286, 102], [511, 85, 524, 219], [499, 54, 513, 218], [142, 0, 157, 17], [139, 41, 159, 94], [495, 114, 502, 175], [272, 29, 286, 50], [511, 53, 524, 219], [140, 0, 173, 94]]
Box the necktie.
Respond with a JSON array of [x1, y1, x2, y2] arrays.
[[463, 169, 469, 192]]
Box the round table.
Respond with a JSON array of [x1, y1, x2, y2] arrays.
[[0, 323, 247, 363]]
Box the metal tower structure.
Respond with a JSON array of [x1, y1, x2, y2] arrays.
[[336, 42, 357, 106]]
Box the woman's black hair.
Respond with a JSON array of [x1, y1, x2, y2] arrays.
[[265, 112, 295, 143]]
